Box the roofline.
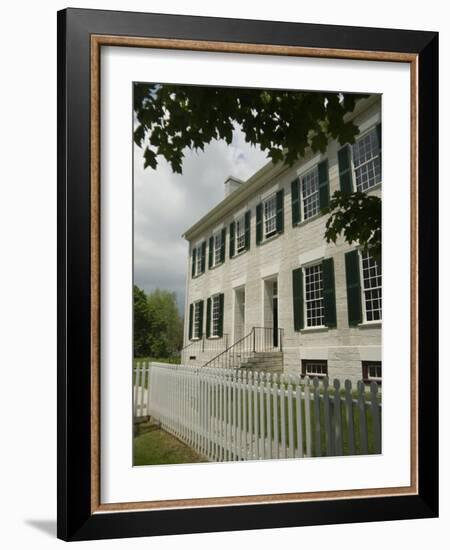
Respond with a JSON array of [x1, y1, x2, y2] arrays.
[[182, 94, 380, 241]]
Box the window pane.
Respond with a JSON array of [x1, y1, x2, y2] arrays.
[[236, 217, 245, 253], [303, 360, 327, 377], [195, 244, 202, 275], [263, 195, 277, 237], [193, 302, 201, 338], [301, 167, 320, 219], [364, 361, 382, 381], [361, 251, 382, 321], [211, 295, 220, 336], [213, 233, 222, 265], [352, 128, 381, 192], [304, 264, 325, 327]]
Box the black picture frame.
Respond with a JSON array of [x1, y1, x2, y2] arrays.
[[57, 7, 438, 541]]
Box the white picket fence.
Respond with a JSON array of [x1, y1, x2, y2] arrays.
[[133, 361, 382, 460]]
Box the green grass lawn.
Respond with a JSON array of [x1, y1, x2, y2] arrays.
[[134, 356, 181, 365], [134, 422, 205, 466]]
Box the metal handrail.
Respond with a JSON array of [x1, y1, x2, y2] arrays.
[[180, 333, 229, 357], [203, 326, 283, 369]]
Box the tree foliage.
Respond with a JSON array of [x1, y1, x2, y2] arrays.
[[133, 285, 184, 359], [323, 192, 381, 263], [134, 83, 381, 256], [134, 285, 152, 358], [134, 84, 367, 173]]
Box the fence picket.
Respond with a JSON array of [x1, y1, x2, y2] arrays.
[[287, 378, 294, 458], [279, 376, 287, 459], [295, 379, 304, 458], [333, 379, 343, 456], [313, 377, 321, 457], [253, 372, 260, 459], [259, 373, 266, 459], [370, 382, 382, 454], [323, 377, 333, 456], [266, 374, 273, 459], [357, 381, 369, 454]]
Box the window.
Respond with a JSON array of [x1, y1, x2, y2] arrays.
[[352, 127, 381, 192], [361, 250, 382, 321], [192, 242, 205, 277], [211, 295, 221, 337], [235, 216, 246, 254], [263, 194, 277, 238], [213, 232, 222, 266], [193, 301, 202, 339], [362, 361, 382, 383], [304, 263, 325, 327], [301, 167, 320, 220], [302, 360, 328, 378]]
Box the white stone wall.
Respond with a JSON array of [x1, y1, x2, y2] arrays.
[[183, 98, 382, 383]]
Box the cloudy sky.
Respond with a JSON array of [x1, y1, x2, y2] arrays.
[[133, 121, 268, 313]]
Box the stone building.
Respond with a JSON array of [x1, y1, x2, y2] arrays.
[[181, 95, 382, 384]]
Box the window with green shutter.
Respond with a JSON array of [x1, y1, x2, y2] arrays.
[[208, 236, 214, 268], [291, 178, 301, 225], [220, 228, 226, 264], [292, 267, 304, 331], [338, 145, 354, 193], [188, 303, 194, 339], [200, 241, 206, 273], [218, 293, 224, 337], [345, 250, 363, 326], [244, 210, 251, 251], [276, 189, 284, 233], [256, 203, 263, 245], [322, 257, 337, 328], [191, 248, 196, 278], [229, 221, 235, 258], [192, 243, 204, 277], [351, 126, 382, 192], [318, 160, 330, 210], [197, 300, 204, 338], [206, 297, 212, 338]]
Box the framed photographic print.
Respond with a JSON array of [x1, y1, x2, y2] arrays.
[[57, 8, 438, 541]]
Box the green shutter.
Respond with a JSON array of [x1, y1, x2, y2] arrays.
[[338, 145, 354, 193], [206, 298, 211, 338], [201, 241, 206, 273], [191, 248, 196, 278], [189, 303, 193, 339], [276, 189, 284, 233], [208, 236, 214, 268], [291, 178, 301, 225], [198, 300, 204, 338], [229, 222, 235, 258], [376, 122, 382, 166], [318, 160, 330, 210], [345, 250, 363, 326], [322, 257, 337, 328], [292, 267, 304, 331], [244, 210, 251, 250], [218, 293, 224, 337], [220, 228, 226, 264], [256, 203, 262, 245]]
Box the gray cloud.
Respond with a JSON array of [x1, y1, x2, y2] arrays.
[[133, 126, 268, 312]]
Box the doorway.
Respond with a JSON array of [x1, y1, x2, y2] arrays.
[[234, 287, 245, 343], [263, 278, 279, 348]]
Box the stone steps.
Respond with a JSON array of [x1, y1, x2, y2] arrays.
[[239, 352, 283, 373]]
